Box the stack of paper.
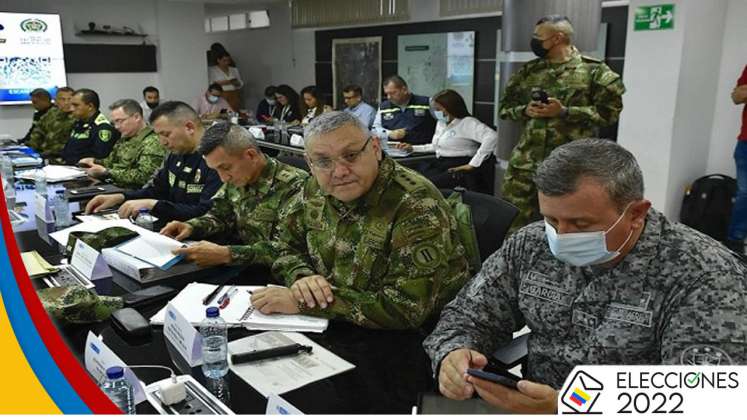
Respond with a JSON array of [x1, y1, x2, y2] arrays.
[[21, 251, 59, 278], [17, 165, 87, 183], [116, 233, 184, 270], [228, 331, 355, 397], [149, 282, 329, 333]]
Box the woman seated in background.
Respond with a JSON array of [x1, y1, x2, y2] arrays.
[[256, 85, 278, 123], [274, 84, 302, 125], [396, 89, 498, 192], [208, 51, 243, 112], [300, 85, 332, 126]]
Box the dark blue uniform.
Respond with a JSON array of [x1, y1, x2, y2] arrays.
[[123, 151, 222, 222], [372, 94, 436, 145], [61, 111, 120, 164]]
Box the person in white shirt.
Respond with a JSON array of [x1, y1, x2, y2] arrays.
[[300, 85, 332, 126], [208, 52, 243, 112], [396, 89, 498, 192]]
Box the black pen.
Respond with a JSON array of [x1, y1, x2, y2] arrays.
[[202, 278, 231, 305], [230, 343, 313, 365]]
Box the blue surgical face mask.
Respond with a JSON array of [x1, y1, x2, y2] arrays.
[[544, 204, 634, 266], [266, 98, 276, 105], [207, 94, 220, 104], [433, 110, 448, 123]]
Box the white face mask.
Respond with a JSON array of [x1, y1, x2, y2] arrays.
[[433, 110, 448, 122], [207, 95, 220, 104], [266, 98, 276, 105], [544, 204, 635, 267]]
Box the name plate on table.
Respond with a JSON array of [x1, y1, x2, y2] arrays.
[[71, 239, 112, 281], [266, 394, 304, 415], [84, 332, 146, 404], [163, 303, 203, 367], [34, 192, 54, 222]]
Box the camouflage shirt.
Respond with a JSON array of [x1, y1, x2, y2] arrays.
[[26, 106, 74, 162], [424, 209, 747, 389], [98, 126, 166, 189], [498, 48, 625, 172], [186, 157, 308, 265], [270, 157, 471, 329]]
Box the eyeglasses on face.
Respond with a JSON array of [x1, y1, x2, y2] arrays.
[[308, 137, 372, 171]]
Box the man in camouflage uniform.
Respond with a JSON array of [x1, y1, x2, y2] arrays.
[[61, 88, 120, 165], [499, 15, 625, 231], [25, 87, 75, 162], [79, 99, 165, 189], [424, 139, 747, 414], [160, 122, 307, 267], [20, 88, 53, 143], [249, 111, 470, 330]]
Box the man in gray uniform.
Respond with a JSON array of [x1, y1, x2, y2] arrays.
[[424, 138, 747, 414]]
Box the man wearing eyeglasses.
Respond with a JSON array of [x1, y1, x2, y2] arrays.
[[249, 111, 470, 329], [79, 99, 165, 189], [159, 122, 308, 268]]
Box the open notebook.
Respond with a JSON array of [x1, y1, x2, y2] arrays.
[[116, 232, 184, 270], [150, 282, 329, 333]]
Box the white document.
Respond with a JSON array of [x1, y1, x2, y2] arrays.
[[116, 233, 184, 270], [248, 126, 265, 140], [163, 303, 203, 367], [228, 331, 355, 397], [266, 394, 304, 415], [84, 332, 147, 404], [17, 165, 87, 182], [101, 248, 154, 281], [76, 213, 122, 223], [149, 282, 328, 333], [70, 239, 112, 281]]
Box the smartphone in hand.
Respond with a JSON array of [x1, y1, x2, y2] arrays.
[[466, 367, 521, 390]]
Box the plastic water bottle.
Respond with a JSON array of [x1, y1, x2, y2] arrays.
[[34, 170, 48, 197], [200, 307, 228, 379], [134, 208, 156, 231], [52, 193, 72, 228], [279, 120, 289, 145], [1, 155, 15, 209], [101, 366, 135, 414]]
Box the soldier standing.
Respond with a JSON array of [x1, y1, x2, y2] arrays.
[[424, 139, 747, 414], [79, 99, 165, 189], [499, 15, 625, 231], [61, 88, 120, 165], [159, 122, 308, 267]]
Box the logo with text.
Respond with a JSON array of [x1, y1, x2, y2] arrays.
[[20, 18, 47, 32], [560, 370, 604, 414]]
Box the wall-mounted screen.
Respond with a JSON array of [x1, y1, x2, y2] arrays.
[[0, 12, 67, 105]]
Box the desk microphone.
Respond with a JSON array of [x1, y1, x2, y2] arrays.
[[230, 343, 312, 365]]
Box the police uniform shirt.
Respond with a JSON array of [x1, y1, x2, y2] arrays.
[[372, 94, 436, 145], [62, 111, 120, 165], [424, 208, 747, 389], [123, 151, 222, 222]]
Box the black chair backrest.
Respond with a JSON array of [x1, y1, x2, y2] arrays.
[[276, 154, 310, 172], [441, 188, 519, 262]]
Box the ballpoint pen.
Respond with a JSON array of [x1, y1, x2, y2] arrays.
[[218, 287, 239, 309], [230, 343, 313, 365], [202, 278, 232, 305]]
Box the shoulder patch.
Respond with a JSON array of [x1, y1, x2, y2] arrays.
[[94, 114, 110, 125], [98, 129, 112, 142], [393, 169, 425, 193], [411, 243, 442, 270], [581, 55, 602, 63]]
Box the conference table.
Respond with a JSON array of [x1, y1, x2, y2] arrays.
[[10, 176, 437, 414]]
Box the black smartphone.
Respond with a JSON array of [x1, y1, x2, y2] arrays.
[[530, 89, 550, 104], [466, 367, 521, 390], [122, 285, 177, 307], [68, 186, 105, 195]]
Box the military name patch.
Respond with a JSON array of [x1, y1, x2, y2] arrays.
[[605, 303, 653, 327], [519, 272, 573, 306], [186, 184, 203, 194], [412, 243, 441, 270], [572, 309, 598, 330]]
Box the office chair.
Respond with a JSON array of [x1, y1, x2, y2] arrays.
[[276, 154, 310, 172], [440, 187, 519, 263]]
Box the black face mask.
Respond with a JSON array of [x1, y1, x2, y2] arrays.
[[530, 37, 550, 58], [146, 101, 159, 110]]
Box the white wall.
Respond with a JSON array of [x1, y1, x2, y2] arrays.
[[707, 0, 747, 176], [204, 1, 315, 113], [0, 0, 207, 138]]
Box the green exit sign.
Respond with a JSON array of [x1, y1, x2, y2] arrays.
[[634, 4, 675, 31]]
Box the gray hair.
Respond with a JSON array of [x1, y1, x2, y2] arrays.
[[303, 111, 370, 147], [533, 138, 644, 210], [109, 98, 143, 117], [536, 14, 574, 42], [198, 122, 261, 156]]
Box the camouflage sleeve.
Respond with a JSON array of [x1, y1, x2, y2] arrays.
[[185, 185, 232, 239], [270, 191, 317, 280], [498, 69, 531, 122], [660, 269, 747, 365], [423, 232, 527, 375], [298, 193, 466, 329], [26, 123, 46, 152], [107, 136, 166, 189], [45, 114, 74, 160], [565, 64, 625, 127]]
